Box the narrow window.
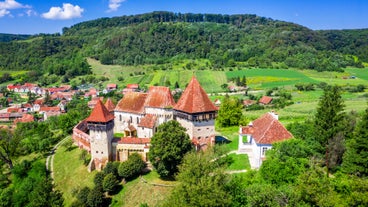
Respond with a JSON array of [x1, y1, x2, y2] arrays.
[[262, 147, 268, 156]]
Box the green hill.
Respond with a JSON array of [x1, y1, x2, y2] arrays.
[[0, 11, 367, 85]]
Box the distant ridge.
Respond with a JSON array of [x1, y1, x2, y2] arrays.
[[0, 33, 32, 42]]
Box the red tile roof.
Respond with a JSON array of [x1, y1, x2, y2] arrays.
[[34, 99, 44, 105], [119, 137, 151, 144], [107, 83, 117, 89], [144, 86, 175, 108], [259, 96, 273, 105], [125, 125, 136, 132], [39, 106, 60, 112], [174, 76, 218, 113], [115, 92, 147, 114], [241, 113, 293, 144], [138, 114, 157, 128], [127, 84, 139, 89], [86, 99, 115, 123], [14, 114, 34, 124], [243, 99, 256, 106], [104, 98, 115, 112], [7, 108, 22, 113]]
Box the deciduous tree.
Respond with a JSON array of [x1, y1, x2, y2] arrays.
[[149, 120, 192, 178], [217, 95, 243, 127]]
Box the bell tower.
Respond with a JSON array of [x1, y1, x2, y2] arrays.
[[86, 99, 115, 171], [174, 76, 218, 150]]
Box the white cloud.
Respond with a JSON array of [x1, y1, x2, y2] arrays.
[[42, 3, 84, 20], [0, 8, 10, 17], [0, 0, 31, 17], [108, 0, 126, 12], [26, 9, 36, 17]]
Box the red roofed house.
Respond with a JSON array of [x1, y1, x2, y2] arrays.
[[13, 114, 34, 125], [238, 112, 293, 168], [259, 96, 273, 105], [106, 83, 117, 91], [122, 83, 139, 95]]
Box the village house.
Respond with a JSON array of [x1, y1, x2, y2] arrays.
[[259, 96, 273, 105], [122, 83, 139, 95], [106, 83, 117, 91], [243, 99, 256, 107], [13, 113, 34, 125], [73, 76, 218, 171], [238, 112, 293, 169]]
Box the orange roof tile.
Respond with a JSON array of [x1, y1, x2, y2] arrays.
[[39, 106, 60, 112], [14, 114, 34, 124], [104, 98, 115, 112], [259, 96, 273, 105], [115, 92, 147, 114], [86, 99, 115, 123], [127, 84, 139, 89], [241, 113, 293, 144], [107, 83, 117, 88], [138, 114, 157, 128], [144, 86, 175, 108], [174, 76, 218, 113], [119, 137, 151, 144]]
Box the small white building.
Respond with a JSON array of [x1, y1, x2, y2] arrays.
[[238, 112, 293, 169]]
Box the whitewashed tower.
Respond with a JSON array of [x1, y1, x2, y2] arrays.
[[86, 99, 115, 171]]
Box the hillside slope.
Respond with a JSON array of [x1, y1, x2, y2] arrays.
[[0, 11, 366, 82]]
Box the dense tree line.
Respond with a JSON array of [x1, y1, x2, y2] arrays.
[[0, 98, 90, 206], [1, 12, 366, 78], [0, 33, 31, 42]]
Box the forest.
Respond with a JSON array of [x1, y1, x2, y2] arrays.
[[0, 11, 368, 85]]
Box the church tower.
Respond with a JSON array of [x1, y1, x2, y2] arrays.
[[86, 99, 115, 171], [174, 76, 218, 150]]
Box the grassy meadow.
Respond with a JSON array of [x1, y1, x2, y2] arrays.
[[53, 144, 97, 206]]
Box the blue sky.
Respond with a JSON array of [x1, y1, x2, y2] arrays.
[[1, 0, 367, 34]]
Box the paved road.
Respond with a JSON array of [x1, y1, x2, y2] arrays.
[[46, 136, 70, 181]]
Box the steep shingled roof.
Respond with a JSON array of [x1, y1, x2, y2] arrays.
[[174, 76, 217, 114], [144, 86, 175, 108], [104, 98, 115, 112], [138, 114, 157, 128], [115, 92, 147, 114], [86, 99, 114, 123], [241, 113, 293, 144]]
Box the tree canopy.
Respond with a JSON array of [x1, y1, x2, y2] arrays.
[[149, 120, 192, 178]]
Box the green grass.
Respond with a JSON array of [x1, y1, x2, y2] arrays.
[[227, 154, 250, 171], [215, 126, 240, 152], [226, 69, 318, 89], [111, 171, 176, 207], [53, 144, 97, 206]]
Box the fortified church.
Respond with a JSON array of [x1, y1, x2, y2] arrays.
[[73, 77, 218, 171]]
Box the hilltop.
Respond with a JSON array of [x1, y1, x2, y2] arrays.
[[0, 11, 367, 87]]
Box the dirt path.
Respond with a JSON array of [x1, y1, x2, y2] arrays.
[[46, 136, 70, 181]]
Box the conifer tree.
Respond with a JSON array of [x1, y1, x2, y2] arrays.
[[342, 105, 368, 177], [313, 85, 346, 173]]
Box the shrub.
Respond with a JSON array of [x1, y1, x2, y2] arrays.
[[118, 153, 146, 180]]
